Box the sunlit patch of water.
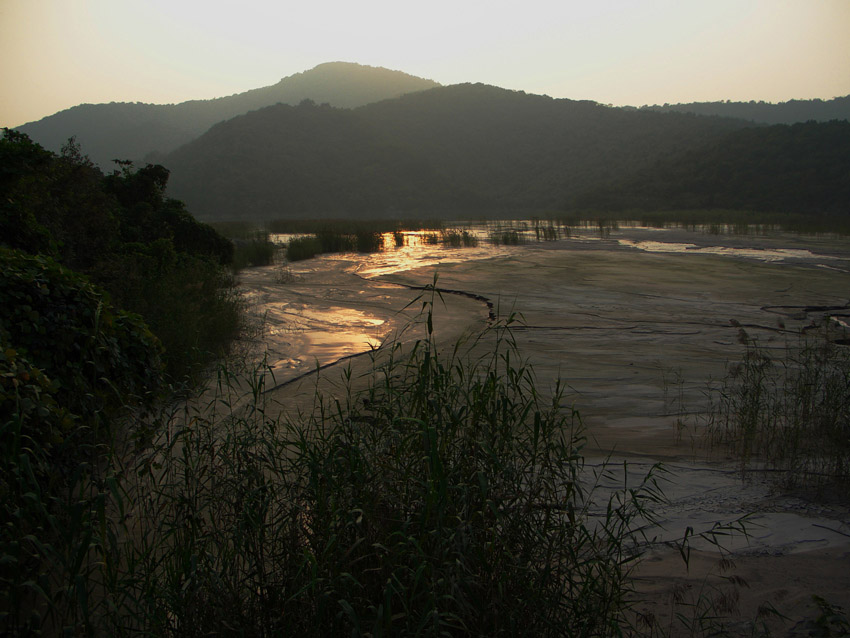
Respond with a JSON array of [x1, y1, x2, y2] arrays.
[[351, 241, 508, 278], [617, 239, 844, 265], [260, 302, 389, 376]]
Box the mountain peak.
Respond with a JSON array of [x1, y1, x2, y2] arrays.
[[16, 63, 439, 167]]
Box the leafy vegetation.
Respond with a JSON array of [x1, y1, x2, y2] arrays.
[[0, 249, 165, 634], [0, 248, 163, 438], [1, 128, 240, 381], [0, 129, 247, 635]]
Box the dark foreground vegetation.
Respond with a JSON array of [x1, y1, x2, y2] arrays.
[[0, 129, 246, 631], [0, 237, 656, 634], [5, 275, 759, 635]]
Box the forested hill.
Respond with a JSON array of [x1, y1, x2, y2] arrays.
[[638, 95, 850, 124], [162, 83, 750, 221], [572, 120, 850, 216], [15, 62, 439, 169]]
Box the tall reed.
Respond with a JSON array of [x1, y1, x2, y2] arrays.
[[2, 292, 678, 635], [706, 324, 850, 491]]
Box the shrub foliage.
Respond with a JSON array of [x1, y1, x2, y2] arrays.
[[1, 128, 240, 380]]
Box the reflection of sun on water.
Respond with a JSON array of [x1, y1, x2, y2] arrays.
[[355, 230, 506, 279], [262, 303, 388, 376]]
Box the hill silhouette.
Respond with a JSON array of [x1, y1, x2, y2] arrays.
[[15, 62, 439, 168], [572, 120, 850, 216], [161, 83, 750, 221], [637, 96, 850, 124]]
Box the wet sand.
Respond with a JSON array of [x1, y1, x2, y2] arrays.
[[240, 226, 850, 634]]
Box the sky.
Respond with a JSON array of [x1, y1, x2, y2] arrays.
[[1, 0, 849, 128]]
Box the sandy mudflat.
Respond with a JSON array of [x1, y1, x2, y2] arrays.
[[240, 226, 850, 635]]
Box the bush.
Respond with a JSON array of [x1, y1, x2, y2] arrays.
[[0, 248, 164, 635], [0, 248, 163, 445], [231, 233, 277, 271], [107, 241, 242, 382], [286, 235, 324, 261]]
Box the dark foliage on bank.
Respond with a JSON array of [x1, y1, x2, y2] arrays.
[[0, 128, 240, 382], [0, 129, 246, 634], [572, 120, 850, 217]]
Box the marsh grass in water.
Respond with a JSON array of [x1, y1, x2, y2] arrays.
[[440, 228, 479, 247], [231, 232, 278, 271], [705, 324, 850, 493], [285, 225, 484, 262], [488, 229, 526, 246], [266, 218, 445, 236]]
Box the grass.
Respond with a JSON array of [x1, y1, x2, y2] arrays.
[[231, 232, 278, 271], [440, 229, 479, 247], [487, 222, 527, 246], [705, 323, 850, 493], [285, 225, 483, 261], [285, 234, 324, 261], [266, 218, 444, 236], [563, 209, 850, 236], [1, 287, 684, 636]]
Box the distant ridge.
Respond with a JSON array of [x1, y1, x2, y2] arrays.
[[636, 95, 850, 124], [15, 62, 440, 168], [160, 83, 751, 221], [572, 120, 850, 215]]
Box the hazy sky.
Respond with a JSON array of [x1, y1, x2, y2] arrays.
[[2, 0, 849, 127]]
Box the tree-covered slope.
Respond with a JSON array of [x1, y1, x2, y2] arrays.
[[162, 83, 750, 220], [1, 130, 240, 380], [15, 62, 439, 169], [572, 120, 850, 216], [638, 95, 850, 125]]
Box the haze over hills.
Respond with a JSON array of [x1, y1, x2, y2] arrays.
[[15, 62, 440, 169], [161, 83, 751, 221]]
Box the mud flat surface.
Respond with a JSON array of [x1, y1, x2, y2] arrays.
[[241, 225, 850, 634]]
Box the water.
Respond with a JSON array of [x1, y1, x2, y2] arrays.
[[273, 221, 850, 275]]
